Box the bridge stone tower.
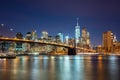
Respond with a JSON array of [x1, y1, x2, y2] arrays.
[[68, 47, 76, 55]]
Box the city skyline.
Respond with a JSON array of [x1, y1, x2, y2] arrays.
[[0, 0, 120, 46]]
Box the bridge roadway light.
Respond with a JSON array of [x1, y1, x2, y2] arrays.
[[5, 37, 8, 39]]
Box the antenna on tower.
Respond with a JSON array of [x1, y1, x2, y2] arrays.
[[77, 17, 79, 26]]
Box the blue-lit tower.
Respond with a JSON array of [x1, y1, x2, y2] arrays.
[[58, 32, 63, 43], [75, 18, 80, 45], [65, 35, 69, 45]]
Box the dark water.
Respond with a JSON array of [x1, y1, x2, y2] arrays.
[[0, 55, 120, 80]]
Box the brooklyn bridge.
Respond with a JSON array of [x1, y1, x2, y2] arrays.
[[0, 37, 95, 55]]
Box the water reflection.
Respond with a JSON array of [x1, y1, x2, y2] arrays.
[[0, 55, 120, 80], [108, 56, 120, 80]]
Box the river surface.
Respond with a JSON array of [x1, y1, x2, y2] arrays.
[[0, 55, 120, 80]]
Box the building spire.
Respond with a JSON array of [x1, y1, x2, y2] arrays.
[[77, 17, 79, 26]]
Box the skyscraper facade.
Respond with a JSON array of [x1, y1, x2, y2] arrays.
[[81, 27, 91, 48], [65, 36, 69, 45], [55, 35, 61, 43], [58, 32, 63, 43], [26, 32, 32, 40], [75, 18, 80, 45], [31, 30, 37, 41], [103, 31, 113, 53], [42, 31, 48, 39], [16, 32, 23, 39]]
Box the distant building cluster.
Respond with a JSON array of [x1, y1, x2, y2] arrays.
[[15, 18, 91, 49], [75, 18, 91, 49], [0, 19, 91, 54], [1, 20, 120, 54], [97, 31, 120, 54], [26, 30, 37, 41]]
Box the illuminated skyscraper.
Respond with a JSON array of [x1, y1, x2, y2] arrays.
[[26, 32, 32, 40], [58, 32, 63, 43], [65, 36, 69, 45], [103, 31, 113, 53], [42, 31, 48, 39], [55, 35, 61, 43], [48, 36, 53, 42], [75, 18, 80, 45], [31, 30, 37, 41], [81, 27, 91, 48], [16, 32, 23, 39]]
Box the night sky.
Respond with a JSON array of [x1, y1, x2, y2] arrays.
[[0, 0, 120, 46]]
